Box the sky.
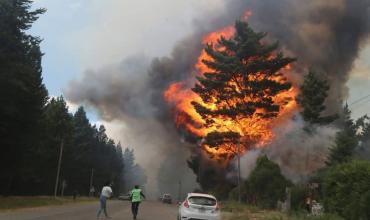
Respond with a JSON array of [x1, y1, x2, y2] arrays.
[[31, 0, 224, 93], [347, 42, 370, 118], [31, 0, 225, 122], [31, 0, 370, 123]]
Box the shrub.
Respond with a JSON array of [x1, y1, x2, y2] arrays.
[[245, 155, 292, 209], [323, 160, 370, 220]]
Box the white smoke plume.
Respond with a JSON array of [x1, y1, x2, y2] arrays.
[[239, 115, 337, 183]]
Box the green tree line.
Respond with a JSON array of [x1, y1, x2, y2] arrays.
[[0, 0, 142, 196]]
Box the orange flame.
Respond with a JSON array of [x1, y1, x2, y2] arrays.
[[164, 17, 298, 165]]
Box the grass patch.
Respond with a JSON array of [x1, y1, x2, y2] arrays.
[[265, 213, 344, 220], [0, 196, 97, 211], [221, 201, 285, 220], [222, 201, 250, 212], [222, 202, 343, 220]]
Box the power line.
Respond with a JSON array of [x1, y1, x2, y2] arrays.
[[349, 94, 370, 106], [351, 98, 370, 112]]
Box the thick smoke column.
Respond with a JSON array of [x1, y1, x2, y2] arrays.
[[66, 0, 370, 191], [225, 0, 370, 112]]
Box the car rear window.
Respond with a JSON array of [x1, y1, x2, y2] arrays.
[[188, 196, 216, 206]]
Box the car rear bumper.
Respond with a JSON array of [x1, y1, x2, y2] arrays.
[[180, 209, 220, 220], [180, 216, 220, 220]]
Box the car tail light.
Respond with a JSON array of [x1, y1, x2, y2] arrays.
[[183, 199, 189, 208], [215, 203, 220, 211]]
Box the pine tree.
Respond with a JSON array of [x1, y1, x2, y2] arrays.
[[122, 148, 147, 192], [0, 0, 48, 194], [244, 155, 292, 208], [115, 143, 124, 193], [72, 107, 94, 166], [92, 125, 110, 188], [66, 107, 95, 194], [297, 71, 337, 125], [122, 148, 136, 191], [44, 97, 74, 140], [42, 97, 74, 194], [191, 21, 295, 159], [327, 104, 358, 165]]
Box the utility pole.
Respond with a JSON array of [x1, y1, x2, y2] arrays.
[[198, 138, 205, 190], [61, 180, 67, 197], [305, 144, 309, 177], [89, 168, 94, 197], [198, 157, 202, 189], [237, 139, 241, 203], [54, 139, 64, 198]]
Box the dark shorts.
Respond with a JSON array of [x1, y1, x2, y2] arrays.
[[131, 202, 141, 216]]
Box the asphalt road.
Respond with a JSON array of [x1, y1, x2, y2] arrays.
[[0, 200, 177, 220]]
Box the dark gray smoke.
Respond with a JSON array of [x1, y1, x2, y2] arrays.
[[229, 0, 370, 181], [225, 0, 370, 112], [65, 0, 370, 191]]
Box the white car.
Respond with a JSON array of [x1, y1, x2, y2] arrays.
[[178, 193, 221, 220]]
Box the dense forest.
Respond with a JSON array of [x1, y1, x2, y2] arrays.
[[0, 0, 146, 196]]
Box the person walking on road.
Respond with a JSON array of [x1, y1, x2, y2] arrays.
[[97, 181, 113, 219], [130, 185, 146, 219]]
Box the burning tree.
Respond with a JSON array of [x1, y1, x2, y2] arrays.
[[191, 21, 296, 162]]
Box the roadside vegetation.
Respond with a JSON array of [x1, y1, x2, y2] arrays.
[[222, 202, 343, 220], [0, 196, 97, 211], [225, 153, 370, 219]]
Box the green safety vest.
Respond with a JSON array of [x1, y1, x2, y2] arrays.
[[131, 189, 142, 202]]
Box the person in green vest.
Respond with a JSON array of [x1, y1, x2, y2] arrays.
[[130, 185, 146, 219]]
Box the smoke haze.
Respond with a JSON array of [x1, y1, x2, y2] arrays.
[[239, 115, 337, 182], [66, 56, 199, 197]]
